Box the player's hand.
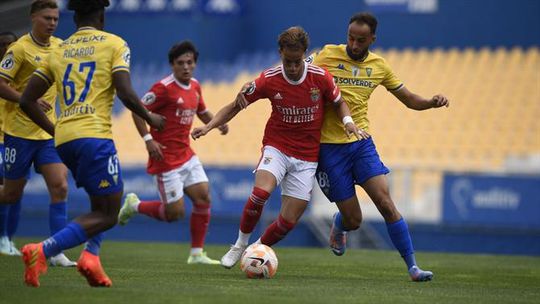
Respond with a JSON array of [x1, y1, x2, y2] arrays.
[[147, 112, 166, 131], [218, 123, 229, 135], [37, 98, 52, 112], [146, 140, 166, 161], [191, 126, 210, 140], [345, 122, 370, 141], [430, 94, 449, 108], [235, 82, 251, 109]]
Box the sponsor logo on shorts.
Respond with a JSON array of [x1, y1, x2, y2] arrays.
[[170, 191, 176, 198], [263, 156, 272, 165], [98, 179, 111, 189]]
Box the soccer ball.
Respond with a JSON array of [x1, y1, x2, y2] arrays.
[[240, 244, 278, 279]]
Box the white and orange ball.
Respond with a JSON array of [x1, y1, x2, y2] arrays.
[[240, 244, 278, 279]]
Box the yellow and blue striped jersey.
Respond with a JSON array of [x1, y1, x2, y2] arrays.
[[308, 44, 403, 144], [34, 27, 131, 146], [0, 33, 61, 140]]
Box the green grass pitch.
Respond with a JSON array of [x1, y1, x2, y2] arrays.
[[1, 239, 539, 304]]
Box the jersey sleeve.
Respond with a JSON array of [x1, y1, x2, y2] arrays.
[[380, 59, 403, 91], [111, 38, 131, 74], [141, 82, 167, 112], [33, 53, 55, 86], [0, 44, 24, 83], [242, 72, 267, 104], [195, 82, 208, 114], [322, 69, 341, 104]]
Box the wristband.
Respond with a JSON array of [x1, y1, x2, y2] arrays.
[[342, 116, 354, 125], [143, 133, 153, 142]]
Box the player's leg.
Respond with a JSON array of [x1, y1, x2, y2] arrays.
[[0, 143, 22, 256], [39, 161, 76, 267], [0, 135, 32, 256], [317, 142, 357, 256], [258, 156, 315, 246], [221, 146, 283, 268], [184, 182, 219, 264], [361, 174, 433, 281], [259, 195, 308, 246]]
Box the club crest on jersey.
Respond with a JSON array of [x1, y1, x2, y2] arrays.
[[243, 81, 256, 95], [141, 92, 156, 105], [310, 88, 320, 102], [351, 66, 360, 77], [1, 52, 14, 70], [263, 156, 272, 165], [366, 68, 372, 77]]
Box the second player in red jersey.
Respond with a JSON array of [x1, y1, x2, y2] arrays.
[[192, 26, 365, 269], [118, 41, 227, 265]]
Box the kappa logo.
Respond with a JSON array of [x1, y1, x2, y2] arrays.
[[273, 92, 283, 100], [337, 64, 345, 70], [98, 179, 111, 189]]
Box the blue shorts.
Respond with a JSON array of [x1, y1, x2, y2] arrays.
[[316, 138, 389, 202], [3, 134, 62, 180], [56, 138, 123, 196], [0, 143, 4, 178]]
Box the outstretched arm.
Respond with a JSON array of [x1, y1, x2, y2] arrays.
[[113, 71, 165, 130], [392, 86, 449, 110], [197, 111, 229, 135], [19, 75, 55, 136], [191, 96, 243, 140]]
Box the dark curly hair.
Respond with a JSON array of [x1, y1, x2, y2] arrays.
[[68, 0, 110, 14]]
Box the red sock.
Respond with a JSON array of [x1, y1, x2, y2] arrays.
[[239, 187, 270, 233], [260, 214, 296, 246], [138, 201, 167, 221], [190, 204, 210, 248]]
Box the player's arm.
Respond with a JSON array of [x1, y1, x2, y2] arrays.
[[19, 75, 55, 135], [131, 111, 166, 161], [112, 71, 165, 130], [333, 97, 369, 140], [0, 75, 52, 112], [391, 86, 449, 110], [191, 98, 242, 140], [197, 111, 229, 135]]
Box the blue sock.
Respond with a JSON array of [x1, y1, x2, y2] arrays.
[[84, 232, 103, 256], [42, 222, 87, 258], [7, 200, 21, 239], [0, 205, 8, 237], [49, 202, 67, 235], [334, 212, 347, 231], [386, 217, 417, 270]]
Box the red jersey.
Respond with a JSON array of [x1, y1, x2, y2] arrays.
[[141, 75, 207, 174], [244, 62, 341, 162]]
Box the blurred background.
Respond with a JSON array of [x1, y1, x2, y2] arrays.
[[2, 0, 539, 255]]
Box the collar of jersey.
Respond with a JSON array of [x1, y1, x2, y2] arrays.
[[29, 31, 50, 47], [281, 61, 308, 86], [171, 74, 191, 90], [77, 27, 97, 31]]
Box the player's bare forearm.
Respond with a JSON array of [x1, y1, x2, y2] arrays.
[[393, 86, 449, 110], [206, 102, 240, 131], [131, 112, 150, 137], [0, 77, 22, 103], [197, 111, 214, 125], [113, 71, 151, 121], [20, 76, 55, 136], [334, 98, 352, 120]]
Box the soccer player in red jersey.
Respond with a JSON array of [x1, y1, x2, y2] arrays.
[[191, 26, 366, 268], [118, 41, 228, 264]]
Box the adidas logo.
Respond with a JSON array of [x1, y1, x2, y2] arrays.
[[274, 93, 283, 100]]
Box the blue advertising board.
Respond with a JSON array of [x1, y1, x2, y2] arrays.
[[442, 173, 540, 229]]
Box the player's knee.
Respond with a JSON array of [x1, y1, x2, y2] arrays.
[[3, 188, 23, 204], [50, 181, 68, 201]]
